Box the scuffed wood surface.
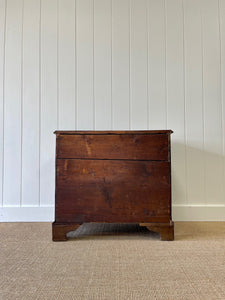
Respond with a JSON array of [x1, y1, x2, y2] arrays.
[[56, 133, 170, 161], [55, 159, 171, 223]]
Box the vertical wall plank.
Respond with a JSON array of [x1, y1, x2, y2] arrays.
[[219, 0, 225, 206], [1, 0, 225, 220], [184, 0, 204, 204], [148, 0, 166, 130], [3, 0, 23, 206], [0, 0, 6, 206], [112, 0, 129, 130], [76, 0, 94, 130], [58, 0, 76, 129], [202, 0, 223, 204], [166, 0, 186, 205], [94, 0, 112, 130], [130, 0, 148, 129], [22, 0, 40, 206], [40, 0, 57, 206]]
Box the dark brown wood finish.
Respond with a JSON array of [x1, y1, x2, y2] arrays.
[[52, 222, 81, 241], [54, 130, 173, 135], [52, 130, 174, 241], [56, 133, 169, 161], [55, 159, 171, 223]]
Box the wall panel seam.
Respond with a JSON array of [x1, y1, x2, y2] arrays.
[[146, 0, 149, 130], [20, 0, 24, 207], [200, 6, 206, 205], [164, 0, 168, 129], [1, 0, 225, 217], [93, 0, 95, 130], [110, 0, 113, 130], [75, 0, 77, 130], [218, 0, 225, 202], [38, 0, 42, 207], [57, 0, 59, 129], [182, 0, 188, 205], [2, 0, 7, 207], [128, 0, 131, 129]]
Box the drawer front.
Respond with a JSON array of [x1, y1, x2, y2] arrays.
[[55, 159, 171, 223], [56, 133, 169, 161]]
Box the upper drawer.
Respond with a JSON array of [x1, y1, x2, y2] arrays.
[[56, 132, 171, 161]]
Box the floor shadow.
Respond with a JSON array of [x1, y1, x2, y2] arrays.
[[66, 223, 160, 241], [171, 141, 225, 209]]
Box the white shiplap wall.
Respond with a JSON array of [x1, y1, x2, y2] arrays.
[[0, 0, 225, 221]]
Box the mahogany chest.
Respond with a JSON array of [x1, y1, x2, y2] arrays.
[[52, 130, 174, 241]]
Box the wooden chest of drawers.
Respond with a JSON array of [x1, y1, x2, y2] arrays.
[[52, 130, 174, 241]]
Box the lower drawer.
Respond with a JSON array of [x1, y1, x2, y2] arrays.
[[55, 159, 171, 223]]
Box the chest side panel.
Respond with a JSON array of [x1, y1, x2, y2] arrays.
[[55, 159, 171, 223]]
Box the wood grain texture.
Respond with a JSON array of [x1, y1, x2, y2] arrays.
[[55, 159, 171, 223], [56, 133, 170, 161], [54, 130, 173, 135], [52, 222, 81, 241], [140, 221, 174, 241], [53, 130, 173, 241]]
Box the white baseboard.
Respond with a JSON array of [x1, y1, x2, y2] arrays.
[[0, 206, 54, 222], [172, 204, 225, 221], [0, 205, 225, 222]]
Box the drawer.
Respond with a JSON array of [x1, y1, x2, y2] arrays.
[[56, 133, 170, 161], [55, 159, 171, 223]]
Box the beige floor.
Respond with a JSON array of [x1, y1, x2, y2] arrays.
[[1, 222, 225, 300]]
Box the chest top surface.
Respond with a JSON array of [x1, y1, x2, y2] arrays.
[[54, 130, 173, 135]]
